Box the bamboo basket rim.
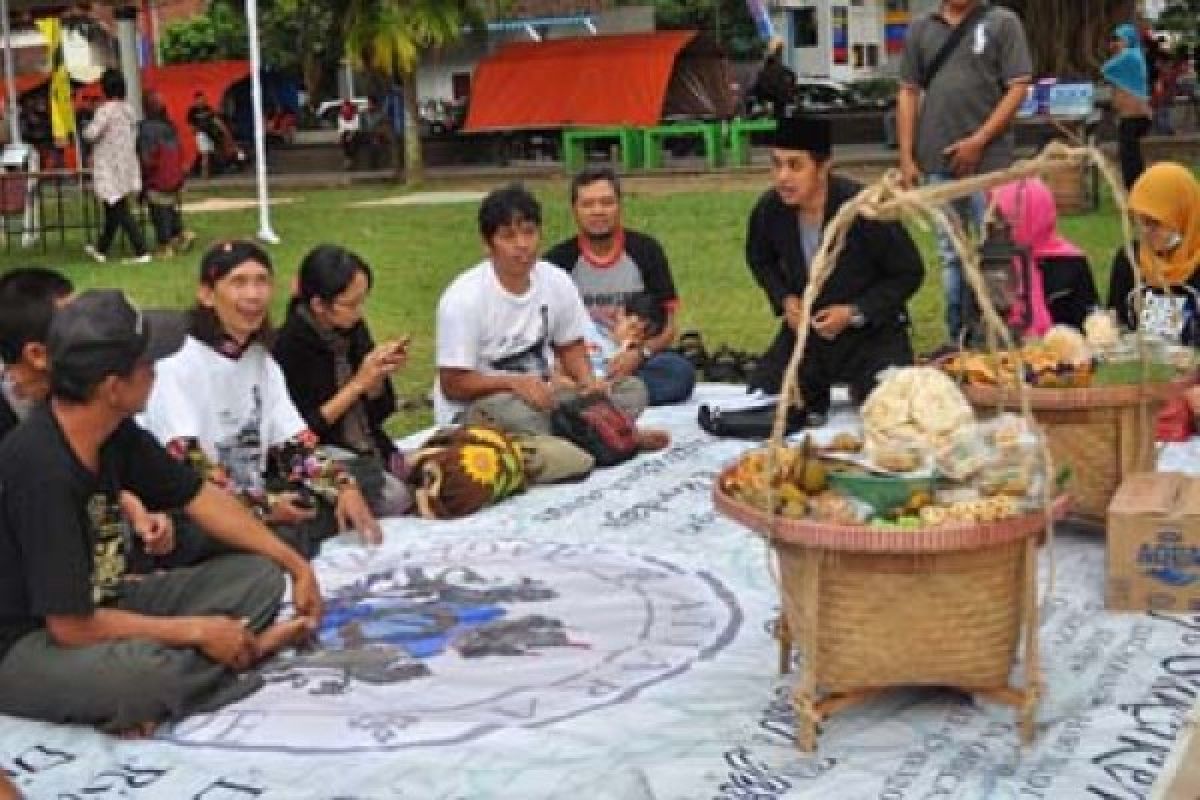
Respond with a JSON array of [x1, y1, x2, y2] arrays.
[[714, 462, 1068, 553], [960, 375, 1192, 410]]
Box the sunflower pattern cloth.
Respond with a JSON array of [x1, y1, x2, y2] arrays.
[[408, 426, 527, 519]]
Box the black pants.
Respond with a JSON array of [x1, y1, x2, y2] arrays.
[[149, 201, 183, 248], [96, 196, 147, 256], [750, 323, 915, 414], [1118, 116, 1151, 190]]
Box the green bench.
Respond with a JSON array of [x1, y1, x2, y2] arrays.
[[641, 122, 722, 170], [561, 127, 643, 172], [727, 118, 778, 166]]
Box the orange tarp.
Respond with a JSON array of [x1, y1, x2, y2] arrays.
[[464, 31, 698, 131], [141, 60, 251, 172], [10, 60, 250, 171]]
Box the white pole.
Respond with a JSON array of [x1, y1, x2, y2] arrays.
[[245, 0, 278, 244], [2, 0, 21, 144]]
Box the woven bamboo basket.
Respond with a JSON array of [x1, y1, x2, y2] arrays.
[[713, 142, 1126, 751], [714, 469, 1068, 749], [963, 379, 1190, 523]]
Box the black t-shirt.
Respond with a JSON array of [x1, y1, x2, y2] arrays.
[[0, 407, 202, 662]]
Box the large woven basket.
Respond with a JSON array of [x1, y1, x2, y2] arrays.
[[963, 379, 1190, 522], [714, 469, 1067, 749]]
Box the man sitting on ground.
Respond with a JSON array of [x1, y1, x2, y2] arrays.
[[0, 290, 321, 736], [745, 114, 924, 425], [0, 268, 73, 439], [0, 268, 180, 565], [544, 167, 696, 406], [434, 185, 667, 476]]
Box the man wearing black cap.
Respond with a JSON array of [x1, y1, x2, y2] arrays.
[[745, 114, 924, 423], [0, 290, 321, 735]]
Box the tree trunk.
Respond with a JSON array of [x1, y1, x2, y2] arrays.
[[999, 0, 1135, 78], [400, 69, 422, 185]]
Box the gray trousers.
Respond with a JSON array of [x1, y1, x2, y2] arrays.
[[0, 554, 284, 732], [464, 376, 648, 436], [462, 378, 648, 484]]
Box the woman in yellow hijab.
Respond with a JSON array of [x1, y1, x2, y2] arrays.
[[1108, 162, 1200, 344]]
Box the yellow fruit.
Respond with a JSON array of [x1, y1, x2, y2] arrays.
[[802, 460, 828, 493], [906, 491, 932, 512]]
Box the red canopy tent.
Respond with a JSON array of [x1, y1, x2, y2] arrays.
[[76, 60, 252, 170], [464, 31, 737, 131]]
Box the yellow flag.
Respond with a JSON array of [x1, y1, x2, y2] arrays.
[[35, 17, 76, 141]]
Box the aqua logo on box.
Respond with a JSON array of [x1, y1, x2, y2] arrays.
[[1137, 529, 1200, 588]]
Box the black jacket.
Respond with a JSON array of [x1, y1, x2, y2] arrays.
[[272, 308, 398, 458], [1108, 245, 1200, 345], [745, 175, 923, 327], [0, 392, 17, 442]]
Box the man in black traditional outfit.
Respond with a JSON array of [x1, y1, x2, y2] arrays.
[[744, 114, 924, 425]]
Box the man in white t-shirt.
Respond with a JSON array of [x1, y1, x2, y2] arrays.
[[435, 184, 648, 436]]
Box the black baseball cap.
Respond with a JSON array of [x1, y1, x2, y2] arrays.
[[48, 290, 184, 385]]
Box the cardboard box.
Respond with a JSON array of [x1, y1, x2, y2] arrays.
[[1107, 473, 1200, 612]]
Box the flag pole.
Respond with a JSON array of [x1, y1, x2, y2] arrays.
[[1, 0, 22, 144], [245, 0, 278, 244]]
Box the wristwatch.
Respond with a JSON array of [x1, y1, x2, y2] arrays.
[[849, 306, 867, 329], [640, 345, 654, 361]]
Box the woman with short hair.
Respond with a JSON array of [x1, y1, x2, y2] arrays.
[[82, 69, 149, 264]]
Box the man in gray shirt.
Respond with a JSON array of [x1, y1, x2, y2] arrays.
[[897, 0, 1032, 342]]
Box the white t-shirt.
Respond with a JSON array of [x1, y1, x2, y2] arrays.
[[139, 336, 307, 494], [434, 259, 590, 423]]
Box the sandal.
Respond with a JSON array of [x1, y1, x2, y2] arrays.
[[704, 345, 743, 384], [675, 330, 709, 372], [737, 351, 761, 383]]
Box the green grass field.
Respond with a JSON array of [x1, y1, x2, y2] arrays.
[[0, 179, 1127, 435]]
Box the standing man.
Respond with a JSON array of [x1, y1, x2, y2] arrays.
[[544, 166, 696, 406], [0, 290, 321, 735], [745, 115, 923, 425], [897, 0, 1032, 343]]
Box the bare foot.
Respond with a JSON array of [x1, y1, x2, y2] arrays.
[[254, 617, 316, 661], [114, 720, 159, 740], [636, 428, 671, 452], [0, 772, 21, 800]]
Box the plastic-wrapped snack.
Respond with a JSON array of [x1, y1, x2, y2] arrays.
[[862, 367, 975, 471], [978, 462, 1035, 497], [1042, 325, 1092, 365], [934, 425, 987, 481], [1083, 309, 1120, 351], [982, 413, 1030, 453]]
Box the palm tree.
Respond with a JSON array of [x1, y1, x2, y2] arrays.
[[343, 0, 484, 183]]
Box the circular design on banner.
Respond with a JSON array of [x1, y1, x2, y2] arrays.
[[165, 540, 741, 752]]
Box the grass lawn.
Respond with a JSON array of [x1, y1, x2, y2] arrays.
[[0, 178, 1128, 435]]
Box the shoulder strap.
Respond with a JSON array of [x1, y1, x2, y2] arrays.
[[919, 4, 989, 90]]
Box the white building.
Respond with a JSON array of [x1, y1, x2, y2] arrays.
[[771, 0, 937, 81]]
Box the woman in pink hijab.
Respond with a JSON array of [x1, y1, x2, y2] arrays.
[[991, 178, 1100, 333]]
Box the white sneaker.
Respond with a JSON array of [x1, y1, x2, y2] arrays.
[[125, 254, 152, 265], [83, 244, 107, 263]]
